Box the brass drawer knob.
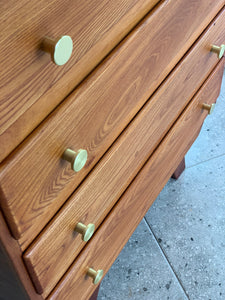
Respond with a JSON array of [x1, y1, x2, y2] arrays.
[[202, 103, 215, 115], [87, 268, 104, 285], [42, 35, 73, 65], [211, 44, 225, 59], [63, 149, 87, 172], [75, 222, 95, 242]]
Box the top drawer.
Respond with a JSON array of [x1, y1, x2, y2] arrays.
[[0, 0, 159, 162], [0, 1, 224, 251]]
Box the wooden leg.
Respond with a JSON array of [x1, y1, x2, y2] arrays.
[[172, 157, 185, 179], [89, 284, 100, 300]]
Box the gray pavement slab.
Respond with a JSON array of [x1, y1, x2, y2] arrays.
[[98, 220, 188, 300], [145, 155, 225, 300]]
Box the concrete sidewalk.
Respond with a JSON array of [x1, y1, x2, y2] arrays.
[[98, 69, 225, 300]]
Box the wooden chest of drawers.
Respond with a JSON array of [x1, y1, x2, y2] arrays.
[[0, 1, 224, 299]]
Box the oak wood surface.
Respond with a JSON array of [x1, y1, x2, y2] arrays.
[[0, 210, 43, 300], [0, 2, 224, 252], [47, 58, 225, 300], [0, 0, 160, 162], [23, 13, 225, 296]]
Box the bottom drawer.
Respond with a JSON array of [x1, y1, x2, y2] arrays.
[[48, 59, 224, 300]]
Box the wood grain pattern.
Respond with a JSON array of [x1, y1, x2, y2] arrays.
[[23, 13, 225, 296], [0, 1, 224, 252], [0, 210, 43, 300], [0, 0, 160, 162], [47, 58, 225, 300]]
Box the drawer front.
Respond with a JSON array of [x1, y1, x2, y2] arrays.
[[0, 0, 160, 162], [24, 16, 225, 296], [1, 2, 225, 250], [47, 59, 225, 300]]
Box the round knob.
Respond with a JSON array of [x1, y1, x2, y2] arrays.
[[63, 149, 87, 172], [42, 35, 73, 65], [211, 44, 225, 59], [75, 222, 95, 242], [202, 103, 215, 115], [87, 268, 104, 285]]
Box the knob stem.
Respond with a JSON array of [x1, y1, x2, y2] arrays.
[[202, 103, 215, 115], [211, 45, 221, 53], [63, 148, 87, 172], [42, 35, 73, 65], [75, 222, 86, 235], [75, 222, 95, 241], [211, 44, 225, 59], [63, 149, 76, 164], [87, 268, 103, 285], [42, 36, 56, 54], [87, 268, 97, 279]]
